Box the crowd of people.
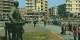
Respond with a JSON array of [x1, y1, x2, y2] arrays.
[[32, 18, 80, 40], [61, 22, 80, 40]]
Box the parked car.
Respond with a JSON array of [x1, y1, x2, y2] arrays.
[[52, 20, 61, 25]]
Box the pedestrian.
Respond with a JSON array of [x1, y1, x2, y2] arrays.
[[44, 20, 47, 26], [33, 19, 37, 27], [61, 24, 64, 35], [68, 22, 72, 35], [73, 24, 78, 40], [78, 24, 80, 40], [61, 23, 67, 36]]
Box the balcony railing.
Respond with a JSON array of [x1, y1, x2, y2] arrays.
[[3, 9, 10, 10], [26, 2, 33, 4]]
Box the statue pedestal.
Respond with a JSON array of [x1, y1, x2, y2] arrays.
[[5, 22, 25, 40], [0, 36, 2, 40]]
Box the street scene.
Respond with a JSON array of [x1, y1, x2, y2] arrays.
[[0, 0, 80, 40]]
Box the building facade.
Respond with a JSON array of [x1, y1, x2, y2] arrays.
[[58, 4, 66, 17], [0, 0, 13, 20], [48, 6, 58, 17], [25, 0, 48, 19], [66, 0, 80, 17], [18, 8, 26, 17]]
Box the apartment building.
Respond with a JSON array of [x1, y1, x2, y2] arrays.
[[25, 0, 48, 19], [48, 6, 58, 17], [58, 4, 66, 17], [41, 0, 48, 12], [66, 0, 80, 17], [0, 0, 13, 20], [18, 8, 26, 17]]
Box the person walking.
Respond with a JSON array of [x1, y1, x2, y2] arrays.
[[33, 18, 37, 27], [44, 20, 47, 26], [68, 22, 72, 35], [78, 24, 80, 40], [61, 23, 67, 36], [73, 24, 78, 40]]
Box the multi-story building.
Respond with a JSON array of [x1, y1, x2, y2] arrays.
[[0, 0, 13, 20], [25, 0, 48, 19], [58, 4, 66, 17], [18, 8, 26, 17], [48, 6, 58, 17], [41, 0, 48, 12], [66, 0, 80, 17]]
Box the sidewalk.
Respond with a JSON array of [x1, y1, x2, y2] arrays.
[[40, 24, 78, 40]]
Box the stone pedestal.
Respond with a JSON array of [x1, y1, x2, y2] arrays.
[[0, 36, 2, 40], [5, 22, 25, 40]]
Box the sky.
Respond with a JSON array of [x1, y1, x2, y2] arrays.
[[14, 0, 66, 9]]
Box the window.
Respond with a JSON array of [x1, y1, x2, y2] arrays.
[[29, 0, 32, 2], [76, 8, 80, 11], [45, 10, 47, 11], [3, 10, 10, 12], [29, 4, 32, 6], [68, 4, 72, 7], [26, 0, 29, 2], [29, 7, 32, 9], [67, 8, 72, 11]]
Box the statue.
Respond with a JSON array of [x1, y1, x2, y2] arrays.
[[5, 1, 25, 40]]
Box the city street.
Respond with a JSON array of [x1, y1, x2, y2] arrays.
[[0, 0, 80, 40], [0, 21, 66, 40], [0, 21, 80, 40]]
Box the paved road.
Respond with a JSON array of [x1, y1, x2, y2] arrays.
[[0, 21, 79, 40], [23, 23, 50, 32], [40, 24, 78, 40]]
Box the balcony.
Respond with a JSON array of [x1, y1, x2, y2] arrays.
[[3, 3, 10, 4], [45, 4, 47, 5], [45, 1, 48, 3], [41, 9, 43, 10], [41, 7, 43, 9], [26, 5, 33, 7], [0, 6, 2, 7], [26, 2, 33, 4], [3, 6, 11, 7], [3, 9, 10, 10]]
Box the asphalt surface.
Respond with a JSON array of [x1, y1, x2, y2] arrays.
[[0, 21, 79, 40]]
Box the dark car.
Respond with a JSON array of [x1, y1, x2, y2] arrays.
[[52, 20, 61, 25]]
